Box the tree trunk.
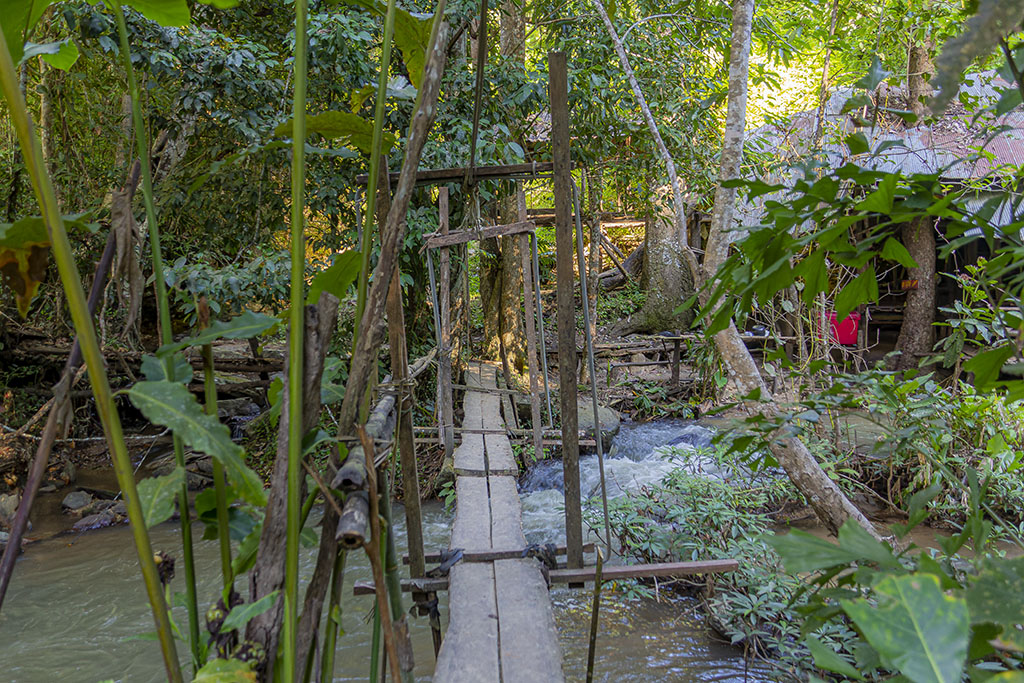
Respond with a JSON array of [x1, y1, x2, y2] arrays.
[[891, 217, 936, 371], [907, 40, 934, 123], [700, 0, 880, 539]]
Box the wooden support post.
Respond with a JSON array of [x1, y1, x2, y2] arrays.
[[386, 268, 426, 590], [517, 185, 544, 464], [438, 188, 455, 459], [550, 51, 583, 572], [671, 339, 681, 386]]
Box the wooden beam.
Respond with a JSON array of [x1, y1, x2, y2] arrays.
[[550, 50, 583, 574], [353, 559, 739, 595], [405, 543, 596, 565], [355, 161, 555, 186], [424, 220, 535, 249]]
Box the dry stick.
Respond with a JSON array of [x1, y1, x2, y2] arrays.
[[590, 0, 699, 281], [359, 426, 403, 683], [0, 228, 116, 612], [294, 12, 450, 676]]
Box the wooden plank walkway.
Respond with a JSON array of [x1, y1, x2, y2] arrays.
[[434, 362, 564, 683]]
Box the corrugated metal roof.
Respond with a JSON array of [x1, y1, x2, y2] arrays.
[[739, 70, 1024, 229]]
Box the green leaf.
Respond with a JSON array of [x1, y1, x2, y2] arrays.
[[846, 132, 870, 156], [231, 527, 261, 577], [795, 249, 827, 307], [274, 111, 395, 155], [394, 9, 432, 89], [23, 39, 79, 70], [805, 635, 864, 680], [856, 175, 898, 214], [765, 528, 862, 573], [221, 591, 280, 633], [158, 310, 279, 356], [842, 574, 969, 683], [835, 267, 879, 321], [837, 519, 901, 570], [197, 0, 240, 7], [965, 557, 1024, 628], [136, 467, 185, 528], [122, 0, 191, 27], [881, 237, 918, 269], [2, 0, 53, 65], [307, 250, 361, 305], [126, 381, 266, 506], [193, 658, 257, 682], [855, 57, 892, 91], [140, 352, 193, 384], [964, 345, 1014, 390]]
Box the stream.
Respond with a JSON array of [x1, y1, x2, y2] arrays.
[[0, 420, 759, 682]]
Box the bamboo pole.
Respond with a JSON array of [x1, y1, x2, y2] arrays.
[[532, 233, 554, 425], [517, 186, 544, 463], [438, 188, 455, 458]]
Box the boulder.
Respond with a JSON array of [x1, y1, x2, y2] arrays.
[[577, 402, 620, 451], [61, 490, 93, 512]]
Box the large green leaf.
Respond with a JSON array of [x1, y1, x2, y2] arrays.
[[842, 574, 969, 683], [121, 0, 191, 27], [856, 175, 898, 214], [126, 381, 266, 505], [158, 310, 279, 356], [964, 345, 1015, 390], [23, 39, 80, 70], [966, 557, 1024, 628], [220, 591, 280, 633], [834, 267, 879, 321], [805, 635, 864, 680], [881, 237, 918, 269], [1, 0, 52, 65], [307, 250, 361, 305], [765, 519, 899, 573], [274, 111, 395, 154], [394, 9, 432, 89], [136, 466, 185, 528]]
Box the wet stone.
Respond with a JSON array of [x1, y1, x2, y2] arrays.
[[61, 490, 93, 512], [72, 512, 116, 532], [0, 492, 19, 525], [577, 403, 621, 451]]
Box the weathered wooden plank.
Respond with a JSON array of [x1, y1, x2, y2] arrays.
[[368, 558, 741, 594], [356, 161, 555, 187], [404, 543, 596, 565], [495, 558, 565, 683], [484, 434, 517, 474], [451, 475, 491, 551], [453, 433, 487, 473], [425, 220, 535, 249], [433, 562, 500, 683], [550, 559, 739, 582], [488, 476, 525, 549], [550, 50, 584, 571]]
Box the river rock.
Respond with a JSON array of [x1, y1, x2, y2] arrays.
[[0, 492, 20, 527], [73, 512, 116, 532], [62, 490, 93, 512], [577, 403, 620, 451]]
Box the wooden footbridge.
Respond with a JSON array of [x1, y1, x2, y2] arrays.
[[349, 52, 737, 682], [434, 362, 564, 682]]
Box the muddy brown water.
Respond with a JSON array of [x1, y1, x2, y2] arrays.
[[1, 421, 765, 682]]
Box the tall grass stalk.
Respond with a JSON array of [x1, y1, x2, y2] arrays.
[[283, 0, 311, 678], [107, 3, 201, 666], [0, 26, 183, 683]]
